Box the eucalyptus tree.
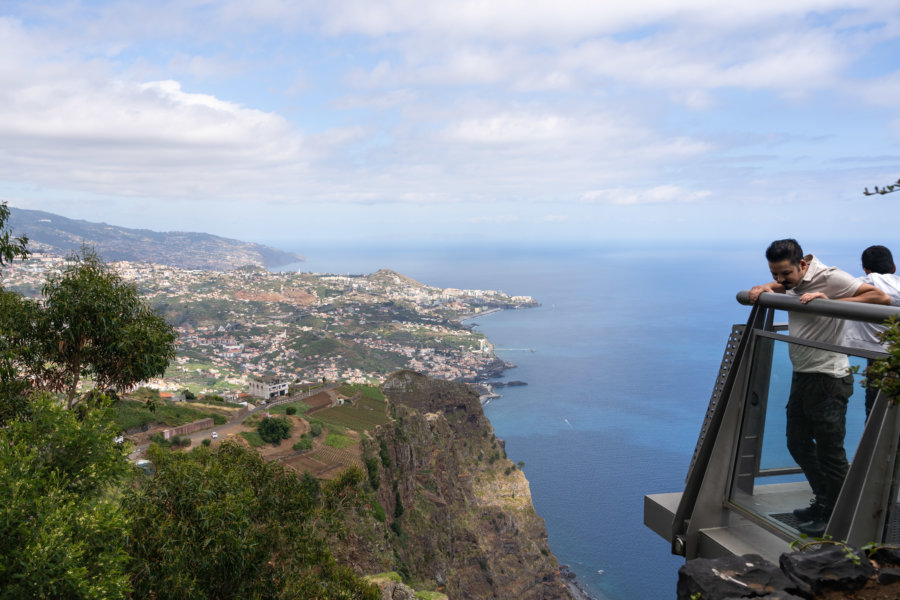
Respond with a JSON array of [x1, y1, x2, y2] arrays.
[[12, 248, 177, 407], [0, 202, 28, 271]]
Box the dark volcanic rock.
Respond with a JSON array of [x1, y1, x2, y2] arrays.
[[492, 380, 527, 387], [678, 554, 800, 599], [779, 546, 874, 596]]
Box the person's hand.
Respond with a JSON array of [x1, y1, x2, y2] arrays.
[[749, 285, 770, 303], [799, 292, 827, 304]]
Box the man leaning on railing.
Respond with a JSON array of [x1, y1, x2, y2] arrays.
[[748, 238, 890, 537]]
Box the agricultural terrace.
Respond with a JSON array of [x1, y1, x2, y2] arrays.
[[113, 397, 231, 432], [311, 384, 390, 432]]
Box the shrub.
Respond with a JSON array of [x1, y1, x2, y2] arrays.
[[379, 439, 392, 468], [258, 416, 292, 445], [201, 438, 211, 447], [390, 520, 403, 536], [365, 456, 380, 490], [292, 435, 313, 451], [285, 406, 297, 416], [394, 491, 404, 518], [309, 420, 323, 437]]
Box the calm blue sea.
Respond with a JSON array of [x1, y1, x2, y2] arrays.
[[285, 240, 876, 600]]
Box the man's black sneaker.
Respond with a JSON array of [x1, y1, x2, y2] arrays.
[[797, 518, 828, 537], [792, 498, 827, 522]]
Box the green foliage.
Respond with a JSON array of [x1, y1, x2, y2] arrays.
[[125, 442, 379, 600], [183, 388, 196, 400], [240, 430, 265, 447], [789, 535, 862, 566], [268, 400, 310, 416], [415, 591, 449, 600], [394, 491, 405, 519], [293, 434, 313, 451], [202, 438, 211, 447], [285, 405, 297, 415], [310, 420, 323, 437], [324, 430, 353, 449], [865, 316, 900, 404], [112, 399, 227, 432], [0, 201, 29, 272], [390, 520, 404, 536], [365, 455, 381, 490], [314, 403, 391, 431], [3, 248, 177, 407], [0, 394, 131, 598], [337, 383, 386, 403], [371, 500, 386, 522], [379, 438, 392, 468], [257, 415, 292, 444]]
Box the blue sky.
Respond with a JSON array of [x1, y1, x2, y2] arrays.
[[1, 1, 899, 249]]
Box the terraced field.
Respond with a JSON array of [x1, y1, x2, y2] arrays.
[[314, 404, 390, 431]]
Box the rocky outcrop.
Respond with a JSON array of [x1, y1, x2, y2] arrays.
[[677, 546, 900, 599], [333, 371, 570, 599]]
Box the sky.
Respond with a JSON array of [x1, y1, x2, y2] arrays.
[[2, 1, 900, 250]]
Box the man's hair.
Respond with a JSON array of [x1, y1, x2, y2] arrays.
[[765, 239, 804, 265], [861, 245, 895, 274]]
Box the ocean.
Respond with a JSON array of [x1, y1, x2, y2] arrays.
[[287, 241, 876, 599]]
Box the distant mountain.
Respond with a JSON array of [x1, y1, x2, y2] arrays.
[[7, 207, 304, 271]]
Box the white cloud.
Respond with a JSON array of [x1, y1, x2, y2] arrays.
[[581, 185, 712, 205], [0, 1, 899, 244], [466, 214, 521, 224]]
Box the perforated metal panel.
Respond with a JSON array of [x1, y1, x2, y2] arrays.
[[685, 324, 746, 484]]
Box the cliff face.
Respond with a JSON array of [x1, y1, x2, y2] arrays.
[[333, 371, 570, 599]]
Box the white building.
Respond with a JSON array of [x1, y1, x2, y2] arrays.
[[249, 375, 290, 400]]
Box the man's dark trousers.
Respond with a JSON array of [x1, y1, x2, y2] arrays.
[[786, 372, 854, 509]]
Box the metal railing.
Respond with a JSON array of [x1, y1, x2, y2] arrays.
[[649, 290, 900, 560]]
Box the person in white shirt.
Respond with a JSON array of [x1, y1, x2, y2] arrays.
[[843, 245, 900, 419]]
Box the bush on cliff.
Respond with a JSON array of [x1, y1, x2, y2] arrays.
[[258, 415, 292, 444]]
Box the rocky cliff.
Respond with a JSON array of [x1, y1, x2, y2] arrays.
[[331, 371, 571, 599]]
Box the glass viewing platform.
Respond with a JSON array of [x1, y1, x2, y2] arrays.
[[644, 291, 900, 561]]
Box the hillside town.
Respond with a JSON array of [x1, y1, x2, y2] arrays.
[[1, 253, 537, 398]]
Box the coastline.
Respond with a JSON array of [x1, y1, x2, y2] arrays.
[[460, 309, 515, 405]]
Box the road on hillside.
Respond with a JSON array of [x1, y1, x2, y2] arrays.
[[129, 383, 339, 459], [184, 383, 339, 447]]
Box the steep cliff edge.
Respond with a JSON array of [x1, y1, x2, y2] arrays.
[[331, 370, 571, 599]]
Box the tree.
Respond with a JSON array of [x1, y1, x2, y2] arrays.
[[0, 393, 132, 598], [0, 201, 29, 272], [125, 442, 379, 599], [258, 415, 292, 444], [0, 202, 32, 421], [7, 248, 177, 407]]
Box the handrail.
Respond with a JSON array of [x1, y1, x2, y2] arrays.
[[736, 290, 900, 324]]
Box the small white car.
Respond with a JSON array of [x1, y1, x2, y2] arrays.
[[211, 431, 218, 439]]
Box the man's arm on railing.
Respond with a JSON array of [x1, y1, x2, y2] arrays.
[[748, 282, 785, 303]]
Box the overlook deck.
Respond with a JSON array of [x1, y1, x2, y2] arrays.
[[645, 292, 900, 561]]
